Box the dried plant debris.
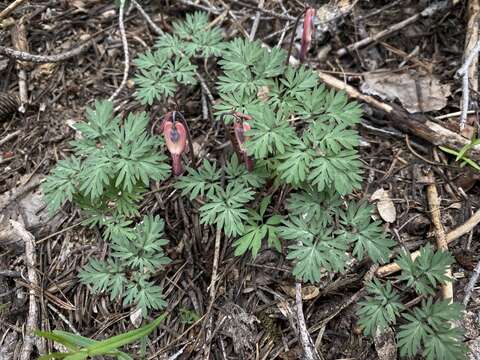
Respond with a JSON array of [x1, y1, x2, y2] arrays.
[[371, 188, 396, 223], [361, 71, 451, 113], [0, 93, 20, 121], [316, 0, 356, 33], [219, 302, 259, 354], [374, 326, 397, 360]]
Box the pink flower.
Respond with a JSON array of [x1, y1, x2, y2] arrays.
[[233, 112, 254, 172], [161, 112, 187, 176], [300, 8, 316, 63]]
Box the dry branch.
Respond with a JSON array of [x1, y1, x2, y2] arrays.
[[336, 1, 448, 57], [109, 0, 129, 101], [131, 0, 163, 35], [8, 220, 39, 360], [295, 282, 321, 360], [456, 0, 480, 129], [0, 0, 27, 22], [465, 0, 480, 94], [248, 0, 265, 40], [203, 227, 222, 359], [11, 17, 29, 110], [0, 42, 93, 63], [463, 260, 480, 306], [426, 172, 453, 301], [377, 209, 480, 277], [317, 71, 480, 160]]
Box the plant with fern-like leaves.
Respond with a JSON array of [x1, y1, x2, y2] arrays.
[[41, 10, 467, 358], [134, 11, 226, 105], [143, 13, 393, 270], [134, 12, 467, 358], [43, 100, 171, 315], [357, 245, 466, 360]]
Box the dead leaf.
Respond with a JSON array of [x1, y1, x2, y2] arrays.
[[361, 71, 451, 113], [371, 188, 396, 223], [0, 17, 15, 29], [455, 168, 480, 192], [219, 303, 259, 354], [280, 285, 319, 300], [257, 86, 270, 102], [191, 136, 207, 159], [130, 308, 143, 328], [32, 63, 58, 81]]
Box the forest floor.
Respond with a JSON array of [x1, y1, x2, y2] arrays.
[[1, 0, 480, 359]]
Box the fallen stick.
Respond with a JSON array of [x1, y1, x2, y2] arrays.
[[426, 172, 453, 301], [465, 0, 480, 95], [0, 41, 92, 63], [11, 16, 29, 111], [108, 0, 129, 101], [202, 227, 222, 360], [456, 0, 480, 129], [10, 220, 39, 360], [317, 71, 480, 160], [336, 1, 448, 57], [0, 0, 27, 22], [249, 0, 265, 40], [295, 282, 321, 360], [377, 208, 480, 277], [131, 0, 164, 35], [463, 260, 480, 306], [0, 129, 21, 146]]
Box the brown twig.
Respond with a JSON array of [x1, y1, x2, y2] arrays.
[[131, 0, 164, 35], [295, 282, 321, 360], [463, 260, 480, 306], [456, 0, 480, 129], [0, 41, 93, 64], [465, 0, 480, 94], [0, 129, 21, 146], [316, 71, 480, 161], [426, 172, 453, 301], [229, 0, 296, 21], [336, 1, 448, 57], [11, 220, 39, 360], [11, 16, 29, 111], [0, 0, 27, 22], [377, 208, 480, 277], [178, 0, 221, 14], [249, 0, 265, 40], [203, 227, 222, 359]]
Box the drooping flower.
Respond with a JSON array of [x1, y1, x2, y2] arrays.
[[300, 8, 316, 63], [161, 112, 187, 176], [233, 112, 254, 172]]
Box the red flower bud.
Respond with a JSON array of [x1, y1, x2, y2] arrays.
[[234, 118, 251, 152], [162, 112, 187, 176], [233, 112, 254, 172], [300, 8, 316, 63]]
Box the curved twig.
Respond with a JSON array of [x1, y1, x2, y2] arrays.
[[0, 42, 92, 63], [109, 0, 129, 101]]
